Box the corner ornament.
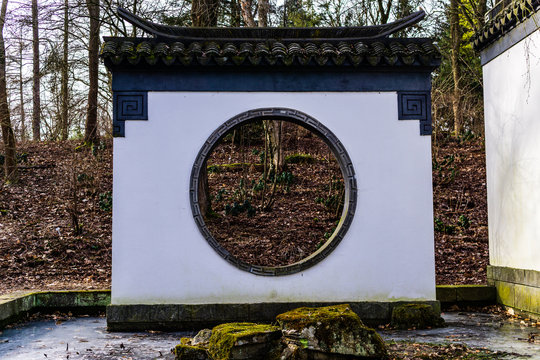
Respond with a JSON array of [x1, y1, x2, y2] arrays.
[[397, 91, 432, 136], [113, 91, 148, 137]]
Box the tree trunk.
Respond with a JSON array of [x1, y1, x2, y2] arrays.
[[450, 0, 462, 138], [32, 0, 40, 141], [131, 0, 138, 36], [60, 0, 69, 140], [376, 0, 392, 24], [192, 0, 220, 217], [265, 120, 284, 172], [84, 0, 99, 144], [476, 0, 487, 29], [198, 159, 211, 218], [18, 29, 26, 142], [239, 0, 256, 26], [240, 0, 283, 173], [0, 0, 18, 182], [230, 0, 241, 26], [258, 0, 269, 27]]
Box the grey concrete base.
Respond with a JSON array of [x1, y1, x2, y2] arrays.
[[488, 265, 540, 320], [436, 285, 496, 308], [106, 301, 441, 331], [1, 287, 491, 330], [0, 290, 110, 329]]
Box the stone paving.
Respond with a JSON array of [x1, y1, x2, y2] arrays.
[[1, 312, 540, 359]]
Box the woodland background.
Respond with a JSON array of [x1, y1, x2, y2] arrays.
[[0, 0, 494, 291]]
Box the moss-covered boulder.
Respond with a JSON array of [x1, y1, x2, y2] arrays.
[[390, 304, 445, 330], [207, 322, 282, 360], [174, 337, 211, 360], [192, 329, 213, 346], [276, 304, 387, 358]]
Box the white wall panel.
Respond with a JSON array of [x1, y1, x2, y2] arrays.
[[483, 30, 540, 272], [112, 91, 435, 304]]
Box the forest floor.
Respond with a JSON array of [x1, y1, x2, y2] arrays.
[[0, 135, 488, 293]]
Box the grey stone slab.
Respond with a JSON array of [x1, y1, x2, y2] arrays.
[[495, 280, 515, 308], [456, 286, 496, 303], [151, 304, 180, 322], [350, 302, 391, 322], [106, 302, 441, 331], [522, 268, 540, 288], [436, 286, 457, 303], [489, 266, 540, 288]]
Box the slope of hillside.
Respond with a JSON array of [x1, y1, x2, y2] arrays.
[[0, 137, 488, 293]]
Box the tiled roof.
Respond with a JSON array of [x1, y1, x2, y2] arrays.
[[473, 0, 540, 51], [101, 38, 440, 68]]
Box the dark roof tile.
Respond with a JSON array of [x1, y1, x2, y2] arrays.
[[473, 0, 540, 51], [101, 38, 440, 68]]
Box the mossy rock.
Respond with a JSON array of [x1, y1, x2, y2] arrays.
[[390, 304, 445, 330], [276, 304, 387, 358], [207, 322, 282, 360], [174, 339, 211, 360]]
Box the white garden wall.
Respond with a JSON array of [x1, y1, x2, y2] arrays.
[[483, 29, 540, 272], [111, 91, 436, 305]]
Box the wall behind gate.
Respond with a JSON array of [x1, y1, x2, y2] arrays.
[[112, 91, 435, 305], [483, 29, 540, 273]]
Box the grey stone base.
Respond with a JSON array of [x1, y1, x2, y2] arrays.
[[488, 265, 540, 320], [106, 301, 440, 331], [436, 285, 496, 308], [0, 290, 110, 329]]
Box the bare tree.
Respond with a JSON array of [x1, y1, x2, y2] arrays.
[[32, 0, 41, 141], [60, 0, 69, 140], [192, 0, 220, 217], [258, 0, 269, 26], [0, 0, 17, 182], [191, 0, 219, 26], [239, 0, 255, 26], [17, 25, 26, 141], [450, 0, 462, 137], [84, 0, 99, 144]]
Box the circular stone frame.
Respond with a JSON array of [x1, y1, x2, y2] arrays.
[[190, 108, 357, 276]]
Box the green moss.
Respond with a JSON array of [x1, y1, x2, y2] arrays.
[[391, 304, 445, 330], [174, 342, 209, 360], [284, 153, 316, 165], [207, 322, 281, 360], [276, 303, 363, 330], [277, 304, 387, 357]]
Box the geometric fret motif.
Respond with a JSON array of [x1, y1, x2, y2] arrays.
[[397, 91, 432, 136], [113, 91, 148, 137]]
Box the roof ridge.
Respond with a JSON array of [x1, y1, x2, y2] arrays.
[[116, 7, 426, 42]]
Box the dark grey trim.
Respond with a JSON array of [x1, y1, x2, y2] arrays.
[[111, 69, 433, 93], [106, 301, 440, 331], [190, 108, 356, 276], [113, 91, 148, 137], [397, 91, 432, 135], [110, 73, 434, 138], [481, 13, 540, 65]]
